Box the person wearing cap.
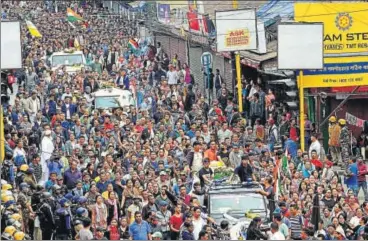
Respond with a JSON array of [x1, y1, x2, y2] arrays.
[[152, 231, 163, 240], [40, 128, 54, 183], [328, 116, 342, 164], [198, 158, 213, 188], [338, 119, 351, 167], [156, 200, 172, 239]]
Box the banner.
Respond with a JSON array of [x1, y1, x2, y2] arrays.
[[346, 112, 365, 128], [157, 4, 170, 24], [301, 56, 368, 88], [295, 3, 368, 55], [215, 9, 257, 52]]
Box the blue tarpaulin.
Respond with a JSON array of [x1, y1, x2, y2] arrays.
[[257, 0, 316, 27]]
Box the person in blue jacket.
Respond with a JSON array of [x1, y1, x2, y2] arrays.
[[345, 157, 358, 196]]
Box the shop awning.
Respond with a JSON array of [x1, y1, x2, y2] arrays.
[[268, 78, 296, 87]]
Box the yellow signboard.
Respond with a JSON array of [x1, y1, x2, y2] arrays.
[[295, 3, 368, 55], [301, 56, 368, 88]]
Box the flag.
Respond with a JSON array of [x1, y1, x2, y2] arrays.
[[274, 150, 289, 201], [67, 8, 83, 22], [128, 38, 139, 51], [274, 165, 281, 201], [74, 38, 80, 50], [187, 11, 200, 31], [25, 20, 42, 38], [281, 150, 291, 179]]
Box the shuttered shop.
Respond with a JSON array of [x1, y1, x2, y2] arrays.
[[155, 34, 187, 65], [189, 47, 227, 93]]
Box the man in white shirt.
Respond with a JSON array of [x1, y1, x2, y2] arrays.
[[217, 123, 232, 143], [309, 133, 322, 159], [61, 87, 73, 101], [167, 65, 178, 85], [269, 222, 285, 240]]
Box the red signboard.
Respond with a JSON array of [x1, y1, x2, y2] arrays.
[[331, 86, 368, 92]]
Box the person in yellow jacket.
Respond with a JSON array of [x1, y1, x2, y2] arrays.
[[328, 116, 342, 165]]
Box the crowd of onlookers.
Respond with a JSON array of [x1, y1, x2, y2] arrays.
[[1, 1, 368, 240]]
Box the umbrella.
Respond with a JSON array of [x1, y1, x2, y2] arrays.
[[311, 194, 321, 232]]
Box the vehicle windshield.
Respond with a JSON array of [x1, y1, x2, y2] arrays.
[[95, 96, 121, 109], [52, 54, 83, 67], [210, 193, 265, 214]]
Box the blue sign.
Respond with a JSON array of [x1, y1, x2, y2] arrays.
[[201, 52, 212, 66]]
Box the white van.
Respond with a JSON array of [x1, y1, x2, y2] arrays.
[[49, 50, 88, 73], [93, 87, 135, 109]]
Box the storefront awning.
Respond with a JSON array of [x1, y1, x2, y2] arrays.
[[268, 78, 296, 87]]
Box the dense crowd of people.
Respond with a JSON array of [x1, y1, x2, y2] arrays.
[[1, 1, 368, 240]]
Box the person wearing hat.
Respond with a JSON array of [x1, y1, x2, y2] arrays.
[[156, 200, 172, 240], [23, 168, 37, 190], [338, 118, 351, 167], [17, 183, 33, 235], [152, 231, 163, 240], [198, 158, 213, 188], [40, 128, 54, 183], [328, 116, 342, 165], [54, 197, 73, 240]]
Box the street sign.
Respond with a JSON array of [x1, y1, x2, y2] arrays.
[[201, 52, 212, 66]]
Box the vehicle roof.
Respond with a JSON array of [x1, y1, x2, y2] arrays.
[[51, 51, 84, 56], [94, 88, 132, 97], [208, 182, 263, 194]]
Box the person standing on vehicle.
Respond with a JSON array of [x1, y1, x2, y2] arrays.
[[198, 158, 213, 188], [234, 155, 255, 182], [256, 176, 275, 220]]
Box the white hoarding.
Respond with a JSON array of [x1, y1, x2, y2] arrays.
[[215, 9, 257, 52], [1, 21, 22, 69], [278, 23, 324, 70]]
